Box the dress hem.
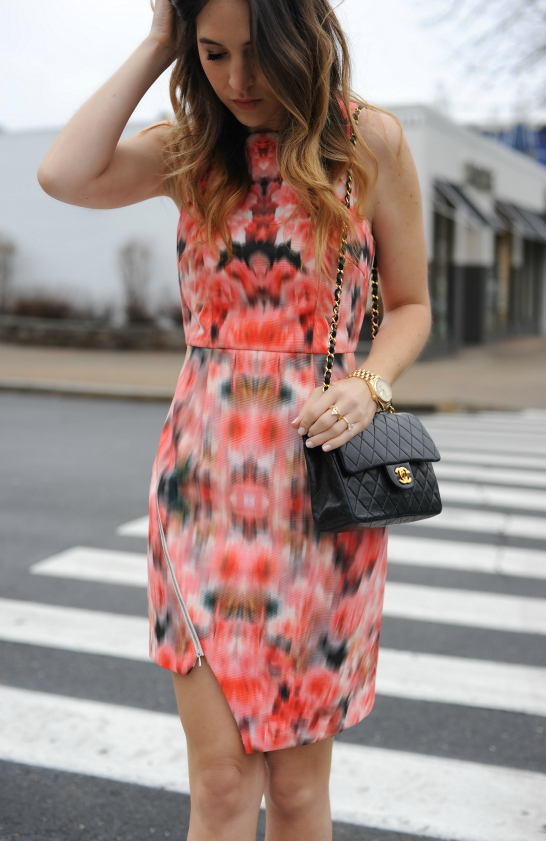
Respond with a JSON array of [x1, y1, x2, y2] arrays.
[[149, 648, 378, 755]]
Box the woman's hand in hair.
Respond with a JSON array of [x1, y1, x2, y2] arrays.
[[291, 377, 378, 452], [148, 0, 184, 59]]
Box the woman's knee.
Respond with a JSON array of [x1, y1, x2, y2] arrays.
[[266, 771, 325, 821], [194, 757, 259, 824]]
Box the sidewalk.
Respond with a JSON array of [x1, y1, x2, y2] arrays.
[[1, 336, 545, 411]]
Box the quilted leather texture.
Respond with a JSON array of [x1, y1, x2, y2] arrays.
[[337, 412, 440, 475], [303, 412, 442, 533]]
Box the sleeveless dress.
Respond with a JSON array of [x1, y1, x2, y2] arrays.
[[147, 125, 389, 754]]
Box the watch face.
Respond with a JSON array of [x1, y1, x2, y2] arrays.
[[376, 378, 392, 403]]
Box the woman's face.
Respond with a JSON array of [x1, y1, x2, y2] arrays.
[[195, 0, 286, 133]]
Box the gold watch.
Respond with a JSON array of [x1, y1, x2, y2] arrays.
[[346, 369, 394, 412]]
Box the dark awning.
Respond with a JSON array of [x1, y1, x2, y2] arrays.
[[434, 179, 505, 232], [496, 200, 546, 243]]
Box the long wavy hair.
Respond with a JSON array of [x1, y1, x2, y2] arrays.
[[156, 0, 403, 270]]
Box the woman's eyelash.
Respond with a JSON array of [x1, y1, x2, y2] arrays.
[[206, 52, 223, 61]]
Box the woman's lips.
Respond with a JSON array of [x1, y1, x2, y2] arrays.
[[232, 98, 262, 111]]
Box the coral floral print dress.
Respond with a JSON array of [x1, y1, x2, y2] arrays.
[[147, 115, 389, 754]]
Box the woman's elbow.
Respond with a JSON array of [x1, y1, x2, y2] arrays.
[[37, 161, 62, 199]]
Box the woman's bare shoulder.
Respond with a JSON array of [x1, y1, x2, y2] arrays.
[[354, 105, 405, 172]]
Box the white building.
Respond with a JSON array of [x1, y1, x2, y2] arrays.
[[1, 104, 546, 350], [0, 121, 180, 321]]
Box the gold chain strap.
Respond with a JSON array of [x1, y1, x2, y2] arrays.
[[370, 255, 379, 340], [322, 103, 365, 392]]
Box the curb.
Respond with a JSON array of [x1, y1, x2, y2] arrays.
[[0, 315, 186, 351], [0, 378, 174, 402], [0, 378, 520, 413]]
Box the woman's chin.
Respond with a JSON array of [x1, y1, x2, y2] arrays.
[[226, 103, 282, 133]]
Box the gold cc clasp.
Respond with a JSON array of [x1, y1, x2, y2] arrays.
[[394, 466, 412, 485]]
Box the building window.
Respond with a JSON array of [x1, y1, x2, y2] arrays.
[[489, 231, 511, 336], [430, 209, 455, 345], [510, 240, 544, 333]]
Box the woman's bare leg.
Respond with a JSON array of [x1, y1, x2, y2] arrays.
[[263, 737, 334, 841], [172, 661, 266, 841]]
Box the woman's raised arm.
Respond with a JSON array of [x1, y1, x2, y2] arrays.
[[37, 0, 182, 209]]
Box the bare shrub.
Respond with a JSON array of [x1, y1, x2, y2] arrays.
[[10, 294, 94, 320], [118, 240, 153, 324], [0, 236, 15, 312], [158, 300, 183, 325]]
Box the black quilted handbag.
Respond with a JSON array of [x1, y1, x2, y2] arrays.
[[303, 105, 442, 532]]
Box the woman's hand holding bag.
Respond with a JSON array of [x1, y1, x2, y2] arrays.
[[292, 376, 378, 453]]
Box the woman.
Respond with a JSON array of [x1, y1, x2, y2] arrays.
[[38, 0, 431, 838]]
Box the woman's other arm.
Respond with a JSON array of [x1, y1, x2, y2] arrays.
[[37, 0, 181, 209], [356, 109, 432, 384]]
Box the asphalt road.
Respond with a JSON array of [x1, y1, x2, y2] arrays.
[[1, 393, 545, 841]]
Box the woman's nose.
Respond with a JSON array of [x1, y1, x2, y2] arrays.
[[229, 56, 255, 94]]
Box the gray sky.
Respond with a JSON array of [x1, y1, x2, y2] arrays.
[[1, 0, 543, 132]]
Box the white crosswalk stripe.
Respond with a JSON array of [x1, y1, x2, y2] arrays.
[[31, 547, 149, 587], [0, 685, 544, 841], [437, 481, 546, 511], [2, 597, 546, 716], [388, 535, 546, 578], [426, 419, 546, 431], [425, 413, 546, 429], [376, 649, 546, 716], [383, 582, 546, 634], [29, 551, 546, 635], [429, 426, 546, 438], [0, 598, 148, 662], [418, 507, 546, 539], [6, 409, 546, 840], [117, 515, 149, 537], [439, 450, 546, 470], [423, 421, 546, 443], [116, 508, 546, 539], [435, 462, 546, 488], [426, 436, 546, 456], [31, 539, 546, 583]]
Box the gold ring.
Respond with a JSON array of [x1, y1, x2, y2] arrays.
[[330, 405, 352, 430]]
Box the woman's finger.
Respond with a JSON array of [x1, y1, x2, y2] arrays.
[[320, 423, 366, 452], [307, 405, 347, 437], [290, 386, 325, 430], [294, 387, 345, 432], [305, 416, 357, 447], [308, 409, 377, 451]]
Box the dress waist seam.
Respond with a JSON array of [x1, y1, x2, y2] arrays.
[[186, 344, 356, 356]]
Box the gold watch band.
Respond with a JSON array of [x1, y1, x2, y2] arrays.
[[346, 369, 379, 386], [346, 369, 395, 412]]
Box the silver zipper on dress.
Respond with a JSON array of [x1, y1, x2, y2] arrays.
[[155, 492, 204, 666]]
